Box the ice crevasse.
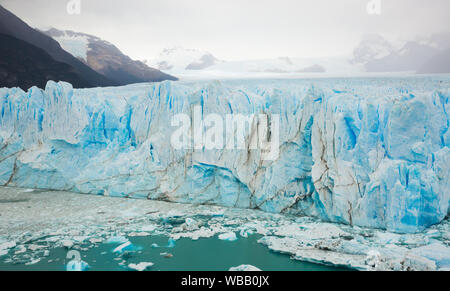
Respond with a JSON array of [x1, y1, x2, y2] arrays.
[[0, 77, 449, 233]]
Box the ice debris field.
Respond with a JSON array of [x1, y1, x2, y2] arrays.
[[0, 187, 448, 271], [0, 77, 449, 235]]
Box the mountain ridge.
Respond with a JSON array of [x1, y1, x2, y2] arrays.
[[0, 33, 90, 90], [351, 33, 450, 73], [43, 28, 178, 85], [0, 4, 116, 88]]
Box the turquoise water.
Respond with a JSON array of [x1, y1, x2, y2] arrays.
[[0, 234, 350, 271]]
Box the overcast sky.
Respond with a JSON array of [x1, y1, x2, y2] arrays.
[[1, 0, 449, 61]]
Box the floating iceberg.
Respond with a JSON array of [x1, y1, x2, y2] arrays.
[[128, 262, 154, 271], [218, 232, 238, 242], [0, 78, 449, 233], [105, 236, 129, 245], [229, 264, 262, 271], [0, 241, 16, 256], [112, 241, 141, 253]]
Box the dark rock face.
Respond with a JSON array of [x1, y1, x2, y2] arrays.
[[0, 5, 116, 88], [0, 34, 90, 90]]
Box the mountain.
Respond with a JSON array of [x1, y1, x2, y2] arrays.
[[351, 34, 396, 66], [185, 53, 220, 70], [144, 47, 222, 72], [146, 34, 450, 78], [0, 34, 90, 90], [0, 5, 116, 88], [351, 33, 450, 73], [208, 57, 328, 74], [43, 28, 177, 85], [144, 47, 363, 78], [417, 49, 450, 74]]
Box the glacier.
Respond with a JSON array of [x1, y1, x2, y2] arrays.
[[0, 77, 449, 233]]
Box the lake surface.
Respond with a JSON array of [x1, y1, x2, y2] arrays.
[[0, 234, 350, 271]]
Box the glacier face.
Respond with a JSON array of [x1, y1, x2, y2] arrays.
[[0, 77, 449, 233]]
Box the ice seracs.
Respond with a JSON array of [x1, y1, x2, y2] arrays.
[[0, 77, 448, 233]]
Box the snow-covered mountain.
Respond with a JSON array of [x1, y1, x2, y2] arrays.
[[209, 57, 358, 75], [351, 34, 397, 65], [144, 47, 362, 78], [147, 34, 450, 79], [352, 33, 450, 73], [43, 29, 94, 62], [144, 47, 222, 72], [43, 28, 177, 85]]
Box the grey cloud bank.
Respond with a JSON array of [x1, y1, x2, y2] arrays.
[[0, 0, 449, 61]]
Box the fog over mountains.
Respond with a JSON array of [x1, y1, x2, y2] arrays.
[[142, 33, 450, 78], [351, 33, 450, 74], [143, 47, 223, 72]]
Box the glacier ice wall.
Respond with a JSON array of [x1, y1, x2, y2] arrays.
[[0, 78, 449, 233]]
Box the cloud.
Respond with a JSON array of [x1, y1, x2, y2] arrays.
[[1, 0, 449, 60]]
